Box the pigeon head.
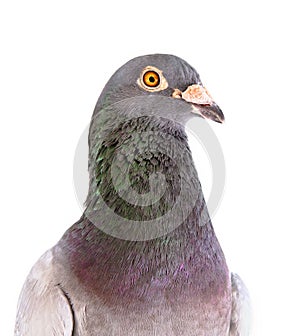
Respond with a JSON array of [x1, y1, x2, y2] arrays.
[[94, 54, 224, 124]]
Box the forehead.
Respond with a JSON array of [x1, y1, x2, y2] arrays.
[[113, 54, 201, 87]]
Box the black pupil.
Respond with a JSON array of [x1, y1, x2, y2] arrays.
[[149, 76, 155, 83]]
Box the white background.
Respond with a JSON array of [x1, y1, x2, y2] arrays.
[[1, 1, 299, 335]]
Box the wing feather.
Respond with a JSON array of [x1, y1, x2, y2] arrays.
[[15, 250, 74, 336], [229, 273, 252, 336]]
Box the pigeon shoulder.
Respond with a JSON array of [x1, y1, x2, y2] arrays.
[[14, 249, 74, 336], [229, 272, 252, 336]]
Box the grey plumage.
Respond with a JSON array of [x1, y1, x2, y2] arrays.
[[15, 54, 251, 335], [229, 274, 252, 335]]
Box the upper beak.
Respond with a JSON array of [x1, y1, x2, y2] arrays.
[[172, 84, 225, 124]]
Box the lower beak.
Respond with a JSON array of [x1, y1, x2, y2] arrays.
[[172, 84, 225, 124], [191, 102, 224, 124]]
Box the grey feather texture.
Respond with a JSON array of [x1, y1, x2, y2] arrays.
[[15, 251, 74, 336], [229, 273, 252, 336], [15, 54, 251, 335]]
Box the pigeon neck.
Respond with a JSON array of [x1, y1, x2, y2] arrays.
[[84, 114, 210, 237], [60, 114, 228, 296]]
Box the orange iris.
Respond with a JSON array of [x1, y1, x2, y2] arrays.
[[143, 71, 160, 88]]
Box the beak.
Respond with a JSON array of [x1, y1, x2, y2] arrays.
[[172, 84, 225, 124]]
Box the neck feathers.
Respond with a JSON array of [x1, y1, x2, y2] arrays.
[[60, 114, 228, 297]]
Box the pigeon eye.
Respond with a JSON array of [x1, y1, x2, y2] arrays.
[[143, 71, 160, 88], [137, 66, 168, 92]]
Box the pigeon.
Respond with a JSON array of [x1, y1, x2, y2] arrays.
[[15, 54, 251, 336]]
